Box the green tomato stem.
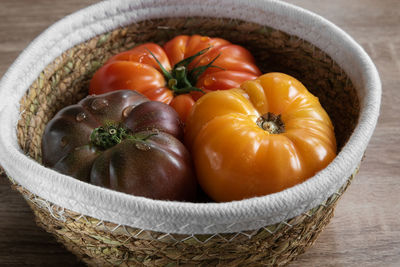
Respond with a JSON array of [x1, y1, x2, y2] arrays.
[[146, 46, 223, 96], [90, 125, 157, 150]]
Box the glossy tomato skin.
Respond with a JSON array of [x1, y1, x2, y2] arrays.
[[42, 90, 196, 201], [42, 90, 149, 169], [89, 35, 261, 122], [169, 94, 195, 123], [89, 58, 173, 104], [89, 131, 195, 201], [185, 73, 337, 202]]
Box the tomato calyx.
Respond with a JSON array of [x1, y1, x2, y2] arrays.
[[146, 47, 223, 96], [256, 112, 285, 134], [90, 124, 157, 150]]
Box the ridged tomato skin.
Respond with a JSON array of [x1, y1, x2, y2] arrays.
[[42, 90, 196, 201], [89, 35, 261, 122], [185, 73, 337, 202]]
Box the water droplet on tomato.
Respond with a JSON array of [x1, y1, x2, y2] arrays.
[[135, 142, 151, 151], [202, 57, 211, 63], [91, 98, 109, 111], [122, 105, 134, 118], [76, 112, 87, 122], [138, 54, 147, 63], [204, 76, 216, 86], [61, 136, 68, 147]]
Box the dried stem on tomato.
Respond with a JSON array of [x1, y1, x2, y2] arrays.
[[256, 113, 285, 134]]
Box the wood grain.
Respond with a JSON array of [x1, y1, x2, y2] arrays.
[[0, 0, 399, 266]]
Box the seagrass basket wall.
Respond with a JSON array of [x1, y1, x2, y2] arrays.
[[8, 17, 361, 266]]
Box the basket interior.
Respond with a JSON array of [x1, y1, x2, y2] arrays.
[[17, 17, 360, 165]]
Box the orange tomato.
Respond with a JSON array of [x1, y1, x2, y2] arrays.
[[185, 73, 337, 202], [89, 35, 261, 122]]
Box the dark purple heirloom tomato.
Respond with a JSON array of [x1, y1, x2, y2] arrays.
[[42, 90, 196, 201]]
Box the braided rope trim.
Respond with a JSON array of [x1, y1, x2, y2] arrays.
[[8, 168, 355, 243]]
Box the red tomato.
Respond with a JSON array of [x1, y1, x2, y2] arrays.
[[89, 35, 261, 122]]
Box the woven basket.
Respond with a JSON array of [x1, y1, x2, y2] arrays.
[[0, 1, 380, 266]]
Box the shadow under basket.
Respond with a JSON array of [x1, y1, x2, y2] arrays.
[[13, 17, 359, 266]]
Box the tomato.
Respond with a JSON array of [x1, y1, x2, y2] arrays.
[[42, 90, 196, 201], [185, 73, 337, 202], [89, 35, 261, 122], [169, 94, 195, 124]]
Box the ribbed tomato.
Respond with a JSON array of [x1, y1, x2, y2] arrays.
[[42, 90, 196, 201], [185, 73, 337, 202], [89, 35, 261, 122]]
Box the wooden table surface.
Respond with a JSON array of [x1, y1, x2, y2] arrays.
[[0, 0, 399, 266]]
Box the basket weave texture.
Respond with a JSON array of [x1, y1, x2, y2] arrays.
[[11, 175, 353, 266], [12, 18, 359, 266]]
